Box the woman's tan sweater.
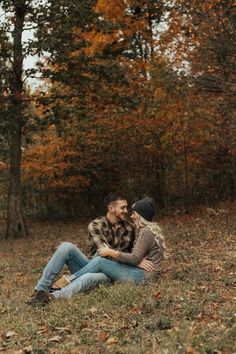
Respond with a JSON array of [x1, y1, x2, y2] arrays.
[[117, 226, 164, 281]]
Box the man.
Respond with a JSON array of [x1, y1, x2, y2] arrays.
[[27, 193, 154, 305], [88, 193, 135, 256]]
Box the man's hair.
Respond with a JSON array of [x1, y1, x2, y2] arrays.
[[104, 193, 127, 207]]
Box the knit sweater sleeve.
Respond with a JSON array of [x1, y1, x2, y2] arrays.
[[117, 228, 154, 265]]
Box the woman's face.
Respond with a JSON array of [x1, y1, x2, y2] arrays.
[[130, 211, 138, 223]]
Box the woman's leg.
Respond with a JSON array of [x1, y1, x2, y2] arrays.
[[36, 242, 89, 291], [69, 256, 145, 284]]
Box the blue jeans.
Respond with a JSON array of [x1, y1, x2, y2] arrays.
[[35, 242, 111, 297], [52, 256, 145, 298]]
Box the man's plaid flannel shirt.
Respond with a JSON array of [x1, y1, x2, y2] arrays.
[[88, 216, 135, 256]]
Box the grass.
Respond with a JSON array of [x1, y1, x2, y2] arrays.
[[0, 202, 235, 353]]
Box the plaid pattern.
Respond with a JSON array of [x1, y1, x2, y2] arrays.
[[88, 216, 135, 256]]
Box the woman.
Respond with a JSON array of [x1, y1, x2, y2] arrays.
[[52, 197, 167, 299]]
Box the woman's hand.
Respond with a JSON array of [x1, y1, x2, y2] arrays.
[[138, 257, 154, 272]]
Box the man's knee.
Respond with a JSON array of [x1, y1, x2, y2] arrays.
[[57, 242, 76, 254]]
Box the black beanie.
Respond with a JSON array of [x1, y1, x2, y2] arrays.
[[132, 197, 155, 221]]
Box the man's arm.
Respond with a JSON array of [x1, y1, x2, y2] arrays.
[[87, 219, 110, 254], [92, 235, 109, 249]]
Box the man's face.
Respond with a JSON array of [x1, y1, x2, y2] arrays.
[[110, 199, 128, 221]]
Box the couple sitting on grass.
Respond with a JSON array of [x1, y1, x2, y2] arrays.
[[27, 193, 166, 306]]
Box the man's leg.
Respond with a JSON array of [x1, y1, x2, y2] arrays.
[[36, 242, 89, 291], [52, 273, 111, 299]]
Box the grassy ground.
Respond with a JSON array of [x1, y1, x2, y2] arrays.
[[0, 202, 235, 354]]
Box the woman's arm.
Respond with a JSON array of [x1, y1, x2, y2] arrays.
[[99, 228, 154, 266], [99, 245, 154, 271]]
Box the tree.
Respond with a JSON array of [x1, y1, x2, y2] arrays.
[[22, 0, 201, 213], [187, 0, 236, 199], [0, 1, 28, 238], [4, 0, 234, 220], [160, 0, 236, 201], [0, 0, 45, 238]]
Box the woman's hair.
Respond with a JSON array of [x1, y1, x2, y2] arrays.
[[134, 213, 167, 257]]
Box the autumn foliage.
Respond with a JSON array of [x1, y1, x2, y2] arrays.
[[1, 0, 235, 218]]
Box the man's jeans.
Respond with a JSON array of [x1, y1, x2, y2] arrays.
[[52, 256, 145, 299], [35, 242, 110, 298]]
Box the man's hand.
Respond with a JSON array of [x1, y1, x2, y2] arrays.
[[98, 244, 112, 257], [98, 245, 119, 259], [138, 258, 154, 272]]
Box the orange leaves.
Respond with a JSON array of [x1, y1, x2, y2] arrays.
[[49, 175, 89, 189], [97, 330, 108, 342], [0, 162, 8, 171], [185, 347, 198, 354], [153, 291, 162, 300], [22, 124, 89, 192], [82, 31, 121, 56], [154, 87, 165, 98], [95, 0, 126, 22], [76, 0, 152, 58]]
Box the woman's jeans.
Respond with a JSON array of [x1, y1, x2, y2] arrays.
[[52, 256, 145, 299], [35, 242, 110, 298]]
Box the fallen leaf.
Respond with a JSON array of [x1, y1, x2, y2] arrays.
[[22, 345, 33, 353], [48, 335, 62, 342], [97, 331, 108, 342], [5, 330, 16, 339], [199, 285, 208, 292], [129, 320, 138, 328], [37, 325, 48, 335], [15, 272, 24, 277], [103, 312, 110, 319], [87, 307, 98, 314], [54, 326, 71, 334], [130, 307, 141, 314], [185, 346, 198, 354], [213, 265, 224, 272], [106, 337, 118, 345], [153, 291, 161, 299]]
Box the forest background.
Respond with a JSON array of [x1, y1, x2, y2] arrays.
[[0, 0, 235, 238]]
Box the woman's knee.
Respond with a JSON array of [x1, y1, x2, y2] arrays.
[[90, 255, 102, 265], [88, 256, 103, 271]]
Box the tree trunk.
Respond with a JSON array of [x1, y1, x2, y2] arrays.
[[5, 0, 28, 239]]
